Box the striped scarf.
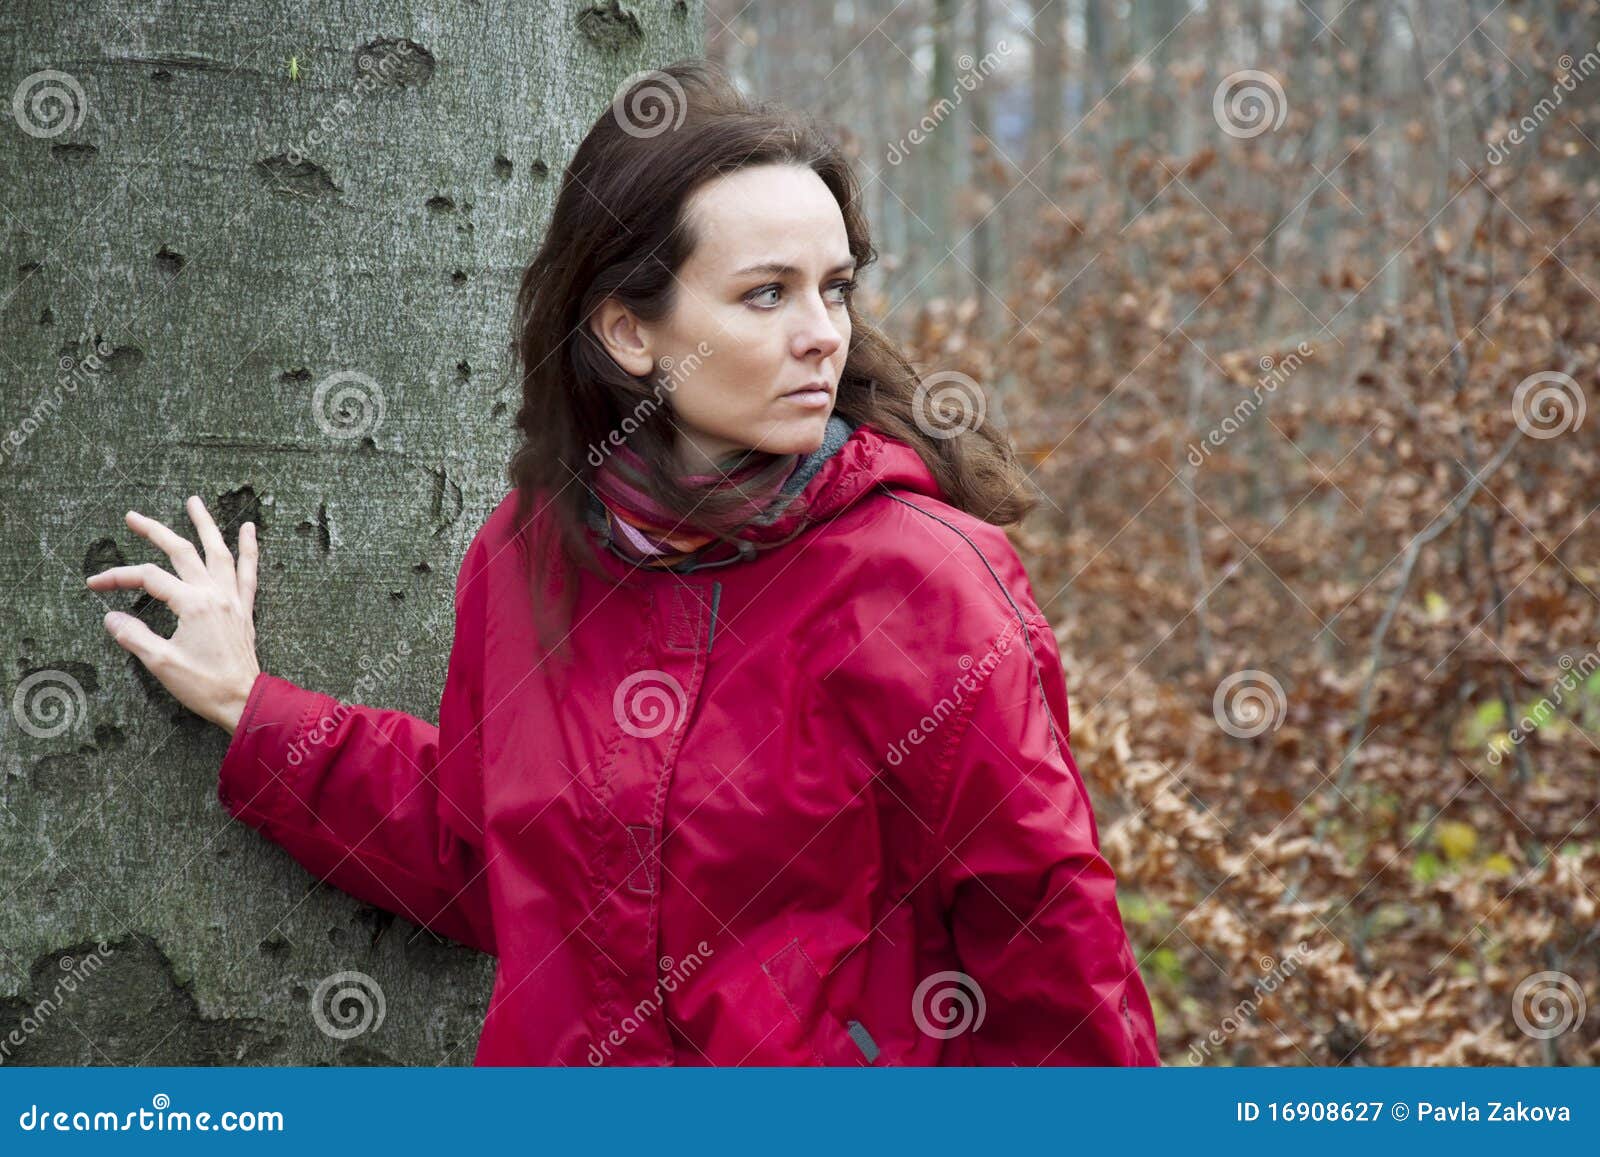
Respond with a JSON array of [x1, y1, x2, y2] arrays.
[[590, 442, 801, 569]]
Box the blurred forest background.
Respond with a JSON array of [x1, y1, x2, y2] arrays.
[[704, 0, 1600, 1064]]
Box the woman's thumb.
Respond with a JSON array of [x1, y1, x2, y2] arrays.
[[103, 610, 163, 665]]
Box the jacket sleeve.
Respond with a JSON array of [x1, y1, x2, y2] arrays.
[[928, 610, 1158, 1065], [215, 530, 496, 956]]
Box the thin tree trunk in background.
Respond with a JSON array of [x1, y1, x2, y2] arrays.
[[1029, 0, 1065, 197], [1372, 3, 1405, 312], [885, 48, 914, 303], [1083, 0, 1112, 221], [0, 0, 701, 1064], [926, 0, 958, 300], [865, 9, 895, 303], [969, 0, 998, 329]]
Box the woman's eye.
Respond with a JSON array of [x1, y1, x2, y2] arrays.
[[747, 279, 856, 309]]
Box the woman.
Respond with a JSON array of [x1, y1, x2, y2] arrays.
[[86, 60, 1159, 1066]]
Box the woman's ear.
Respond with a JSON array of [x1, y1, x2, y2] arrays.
[[588, 299, 656, 378]]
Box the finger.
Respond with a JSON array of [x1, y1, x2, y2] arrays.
[[186, 495, 236, 586], [236, 521, 259, 613], [125, 508, 208, 583], [85, 563, 189, 607], [101, 610, 172, 669]]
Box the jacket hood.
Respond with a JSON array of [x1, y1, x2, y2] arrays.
[[749, 417, 942, 539]]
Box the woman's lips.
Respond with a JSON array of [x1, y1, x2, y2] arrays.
[[782, 387, 832, 408]]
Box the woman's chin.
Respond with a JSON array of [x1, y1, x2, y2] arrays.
[[753, 408, 834, 454]]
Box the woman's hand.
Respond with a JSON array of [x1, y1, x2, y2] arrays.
[[86, 495, 262, 735]]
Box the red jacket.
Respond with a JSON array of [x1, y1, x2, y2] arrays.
[[217, 421, 1159, 1065]]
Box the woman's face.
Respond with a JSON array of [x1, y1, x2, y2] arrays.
[[592, 163, 855, 474]]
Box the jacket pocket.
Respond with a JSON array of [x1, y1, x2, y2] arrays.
[[761, 935, 880, 1066]]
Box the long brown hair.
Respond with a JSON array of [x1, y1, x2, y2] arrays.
[[506, 58, 1035, 657]]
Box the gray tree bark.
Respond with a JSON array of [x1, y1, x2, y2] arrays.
[[0, 0, 701, 1066]]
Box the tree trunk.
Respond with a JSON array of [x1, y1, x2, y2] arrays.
[[967, 0, 997, 331], [925, 0, 958, 300], [1028, 0, 1065, 195], [0, 1, 701, 1065]]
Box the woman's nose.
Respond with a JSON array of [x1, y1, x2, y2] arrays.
[[792, 294, 844, 359]]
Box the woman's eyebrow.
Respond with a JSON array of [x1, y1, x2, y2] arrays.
[[731, 258, 857, 278]]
